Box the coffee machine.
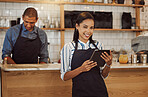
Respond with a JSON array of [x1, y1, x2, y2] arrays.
[[131, 36, 148, 63]]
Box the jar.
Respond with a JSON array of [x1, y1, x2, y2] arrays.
[[69, 0, 75, 2], [131, 54, 137, 64], [119, 54, 128, 64], [104, 0, 108, 4], [84, 0, 94, 3]]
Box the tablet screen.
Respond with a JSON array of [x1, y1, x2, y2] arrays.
[[89, 49, 110, 67]]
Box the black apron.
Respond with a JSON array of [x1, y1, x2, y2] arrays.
[[71, 43, 108, 97], [12, 24, 41, 64]]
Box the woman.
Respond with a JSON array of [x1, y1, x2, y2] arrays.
[[61, 12, 112, 97]]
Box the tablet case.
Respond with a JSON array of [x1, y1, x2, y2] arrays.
[[90, 49, 110, 67]]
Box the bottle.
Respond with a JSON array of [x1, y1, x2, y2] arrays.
[[84, 0, 94, 3], [50, 17, 55, 28], [104, 0, 108, 4], [6, 18, 10, 27], [4, 57, 8, 65], [139, 0, 145, 5]]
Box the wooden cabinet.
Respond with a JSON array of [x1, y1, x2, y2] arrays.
[[1, 70, 72, 97], [1, 67, 148, 97], [0, 0, 147, 48]]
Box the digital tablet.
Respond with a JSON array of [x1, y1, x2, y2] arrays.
[[89, 49, 110, 67]]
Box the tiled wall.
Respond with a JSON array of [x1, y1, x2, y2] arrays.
[[0, 0, 148, 63]]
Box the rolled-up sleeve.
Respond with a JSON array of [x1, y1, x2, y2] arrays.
[[60, 44, 71, 80], [2, 28, 13, 59]]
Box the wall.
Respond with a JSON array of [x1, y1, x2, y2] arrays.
[[0, 0, 148, 62]]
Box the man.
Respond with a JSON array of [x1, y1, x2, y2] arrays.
[[2, 7, 48, 64]]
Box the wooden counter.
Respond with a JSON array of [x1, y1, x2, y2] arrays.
[[106, 68, 148, 97], [1, 63, 148, 97]]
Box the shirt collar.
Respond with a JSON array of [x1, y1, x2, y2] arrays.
[[22, 23, 38, 33], [78, 39, 90, 45]]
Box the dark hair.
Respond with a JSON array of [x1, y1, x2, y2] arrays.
[[73, 12, 95, 47], [23, 7, 38, 20]]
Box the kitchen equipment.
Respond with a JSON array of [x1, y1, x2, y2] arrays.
[[140, 54, 147, 64], [50, 23, 55, 28], [0, 17, 6, 27], [131, 54, 137, 64], [117, 0, 124, 4], [112, 54, 118, 63], [124, 0, 132, 4], [50, 17, 55, 28], [139, 0, 145, 5], [104, 0, 108, 4], [136, 50, 148, 63], [131, 36, 148, 52], [94, 0, 103, 3], [5, 18, 10, 27], [132, 0, 135, 4], [112, 0, 116, 4], [75, 0, 83, 2], [84, 0, 94, 3], [69, 0, 75, 2]]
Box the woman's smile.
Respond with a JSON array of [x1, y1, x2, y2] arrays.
[[83, 32, 91, 39], [76, 19, 94, 43]]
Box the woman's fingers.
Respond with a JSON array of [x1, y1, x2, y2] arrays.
[[89, 62, 97, 67], [82, 60, 97, 71], [101, 51, 113, 66]]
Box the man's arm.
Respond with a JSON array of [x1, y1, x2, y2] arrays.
[[38, 29, 49, 64], [2, 28, 17, 64]]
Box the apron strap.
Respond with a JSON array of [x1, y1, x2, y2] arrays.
[[18, 24, 23, 37], [92, 41, 98, 49], [19, 24, 40, 39], [75, 40, 98, 51]]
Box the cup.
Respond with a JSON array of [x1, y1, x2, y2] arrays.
[[112, 54, 118, 63], [131, 54, 137, 64], [141, 54, 147, 64]]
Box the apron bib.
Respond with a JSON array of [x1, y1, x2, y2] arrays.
[[71, 43, 108, 97], [12, 24, 41, 64]]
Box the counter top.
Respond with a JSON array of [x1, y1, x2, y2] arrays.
[[0, 63, 61, 71], [111, 62, 148, 70], [0, 63, 148, 71]]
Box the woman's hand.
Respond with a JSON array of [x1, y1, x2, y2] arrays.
[[80, 60, 97, 72], [101, 50, 113, 66]]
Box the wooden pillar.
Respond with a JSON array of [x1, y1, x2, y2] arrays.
[[60, 4, 65, 49], [135, 0, 141, 36]]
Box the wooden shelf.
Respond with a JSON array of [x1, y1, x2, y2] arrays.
[[65, 28, 144, 32], [41, 28, 63, 30], [0, 0, 144, 7], [0, 27, 9, 29], [0, 27, 63, 31], [0, 0, 62, 4], [63, 2, 144, 7], [0, 0, 146, 48]]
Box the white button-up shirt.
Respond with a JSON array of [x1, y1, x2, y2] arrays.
[[60, 40, 104, 80]]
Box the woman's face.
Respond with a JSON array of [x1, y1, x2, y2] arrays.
[[76, 19, 94, 43]]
